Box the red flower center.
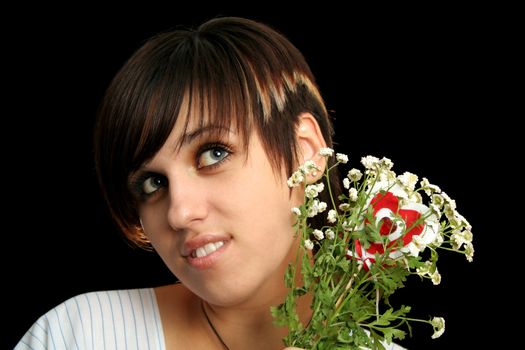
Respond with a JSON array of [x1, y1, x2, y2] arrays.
[[349, 191, 426, 269], [379, 217, 397, 235]]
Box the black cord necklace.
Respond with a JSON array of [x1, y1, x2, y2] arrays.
[[201, 300, 231, 350]]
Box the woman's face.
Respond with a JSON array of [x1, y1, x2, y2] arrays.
[[134, 116, 303, 306]]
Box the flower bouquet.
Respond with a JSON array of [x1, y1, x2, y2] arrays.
[[272, 149, 474, 349]]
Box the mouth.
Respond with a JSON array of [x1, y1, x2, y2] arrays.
[[182, 235, 231, 269], [191, 241, 225, 258]]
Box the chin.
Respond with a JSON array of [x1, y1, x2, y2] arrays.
[[187, 273, 280, 308]]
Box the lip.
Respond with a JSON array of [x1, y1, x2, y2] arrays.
[[182, 234, 232, 270]]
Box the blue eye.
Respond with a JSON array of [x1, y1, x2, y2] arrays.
[[198, 146, 230, 168], [142, 175, 167, 195]]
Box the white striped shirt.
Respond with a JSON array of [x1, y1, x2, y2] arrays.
[[15, 287, 407, 350], [15, 288, 165, 350]]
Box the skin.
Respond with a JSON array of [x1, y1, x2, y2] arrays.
[[136, 112, 325, 349]]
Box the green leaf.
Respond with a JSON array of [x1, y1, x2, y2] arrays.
[[336, 327, 353, 343]]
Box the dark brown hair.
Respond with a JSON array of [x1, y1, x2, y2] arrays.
[[94, 17, 341, 247]]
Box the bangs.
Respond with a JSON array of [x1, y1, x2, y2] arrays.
[[130, 32, 258, 175]]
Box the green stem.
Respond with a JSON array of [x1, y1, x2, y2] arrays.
[[325, 162, 338, 213]]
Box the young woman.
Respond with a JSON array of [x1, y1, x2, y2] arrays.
[[15, 17, 402, 350]]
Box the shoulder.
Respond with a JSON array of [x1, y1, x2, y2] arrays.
[[15, 288, 165, 350]]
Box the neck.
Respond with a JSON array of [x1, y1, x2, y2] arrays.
[[202, 241, 312, 350], [202, 291, 312, 350]]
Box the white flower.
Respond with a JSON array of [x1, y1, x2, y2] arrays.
[[319, 147, 334, 157], [291, 207, 301, 216], [327, 209, 337, 223], [336, 153, 348, 163], [451, 229, 473, 249], [420, 177, 431, 190], [313, 229, 324, 240], [431, 317, 445, 339], [447, 210, 463, 229], [343, 178, 350, 189], [380, 157, 394, 170], [429, 204, 441, 217], [342, 220, 352, 231], [361, 155, 380, 169], [420, 177, 441, 196], [317, 201, 327, 213], [405, 242, 419, 257], [431, 270, 441, 285], [416, 261, 433, 277], [304, 159, 318, 169], [464, 242, 475, 262], [408, 191, 422, 204], [378, 169, 397, 183], [398, 171, 418, 192], [455, 212, 472, 231], [304, 239, 314, 250], [307, 199, 327, 217], [348, 187, 358, 202], [287, 171, 304, 187], [325, 229, 335, 240], [431, 193, 444, 209], [347, 168, 362, 181], [433, 232, 444, 247], [412, 235, 428, 253], [339, 203, 351, 211], [305, 184, 321, 198], [441, 192, 456, 210], [300, 160, 320, 174]]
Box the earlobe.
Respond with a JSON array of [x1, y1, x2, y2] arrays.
[[296, 113, 327, 182]]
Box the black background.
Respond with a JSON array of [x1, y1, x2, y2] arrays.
[[3, 5, 511, 349]]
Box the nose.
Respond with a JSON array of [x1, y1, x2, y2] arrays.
[[166, 173, 209, 231]]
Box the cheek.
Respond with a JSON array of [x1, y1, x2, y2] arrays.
[[138, 203, 173, 251], [140, 214, 181, 274], [240, 181, 296, 240]]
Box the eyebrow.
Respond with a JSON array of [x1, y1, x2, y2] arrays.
[[180, 124, 233, 145], [128, 124, 234, 184]]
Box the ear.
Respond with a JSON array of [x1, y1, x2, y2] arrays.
[[296, 113, 328, 182]]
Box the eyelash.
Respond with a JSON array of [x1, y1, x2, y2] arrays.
[[130, 171, 163, 200], [196, 142, 233, 170], [130, 141, 233, 200]]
